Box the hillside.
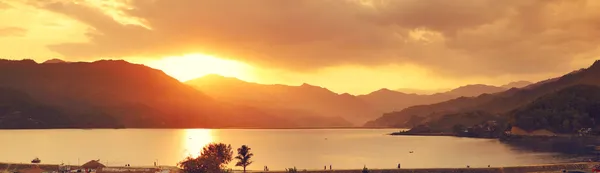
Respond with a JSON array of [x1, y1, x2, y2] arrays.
[[501, 81, 533, 89], [395, 88, 449, 95], [357, 89, 455, 113], [186, 75, 374, 125], [358, 82, 528, 116], [0, 59, 298, 128], [366, 60, 600, 128], [510, 84, 600, 133], [444, 84, 506, 97], [0, 87, 74, 128]]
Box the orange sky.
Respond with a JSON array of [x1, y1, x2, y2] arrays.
[[1, 0, 600, 94]]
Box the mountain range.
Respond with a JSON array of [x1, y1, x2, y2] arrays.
[[187, 74, 531, 125], [0, 59, 306, 128], [366, 60, 600, 129], [0, 58, 546, 129]]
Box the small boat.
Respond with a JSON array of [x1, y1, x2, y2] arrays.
[[31, 157, 41, 164]]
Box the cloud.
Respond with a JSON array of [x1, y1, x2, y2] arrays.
[[29, 0, 600, 77], [0, 1, 12, 9], [0, 27, 27, 37]]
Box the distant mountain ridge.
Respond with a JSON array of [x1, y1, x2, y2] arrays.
[[365, 60, 600, 128], [0, 59, 348, 128], [444, 84, 506, 97], [501, 81, 533, 89], [357, 82, 531, 116], [42, 58, 67, 64], [395, 88, 449, 95], [186, 75, 373, 125], [188, 74, 530, 125]]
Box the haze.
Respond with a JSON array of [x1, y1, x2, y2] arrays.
[[2, 0, 599, 94]]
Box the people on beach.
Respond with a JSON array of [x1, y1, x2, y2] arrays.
[[467, 165, 470, 168], [329, 165, 332, 170], [397, 163, 401, 169], [324, 166, 327, 170]]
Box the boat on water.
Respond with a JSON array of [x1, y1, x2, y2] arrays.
[[31, 157, 41, 164]]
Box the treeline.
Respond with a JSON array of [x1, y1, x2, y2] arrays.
[[510, 84, 600, 134], [408, 84, 600, 137], [0, 87, 72, 128], [0, 87, 124, 128]]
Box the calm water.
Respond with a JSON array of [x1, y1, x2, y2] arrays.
[[0, 129, 574, 170]]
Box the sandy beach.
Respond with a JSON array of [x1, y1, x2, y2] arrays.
[[2, 162, 597, 173]]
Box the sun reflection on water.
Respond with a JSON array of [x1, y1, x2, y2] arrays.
[[183, 129, 214, 158]]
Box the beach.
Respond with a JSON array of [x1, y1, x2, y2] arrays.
[[2, 162, 597, 173]]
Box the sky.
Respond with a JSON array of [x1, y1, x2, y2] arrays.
[[1, 0, 600, 95]]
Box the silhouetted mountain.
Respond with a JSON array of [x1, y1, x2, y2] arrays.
[[186, 75, 375, 125], [0, 59, 298, 128], [0, 87, 74, 128], [357, 89, 455, 113], [359, 82, 525, 115], [444, 84, 506, 97], [366, 60, 600, 128], [42, 59, 67, 64], [395, 88, 449, 95], [510, 84, 600, 133], [500, 81, 532, 89]]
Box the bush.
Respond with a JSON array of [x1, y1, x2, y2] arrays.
[[179, 143, 233, 173]]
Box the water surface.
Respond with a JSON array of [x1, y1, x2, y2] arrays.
[[0, 129, 572, 170]]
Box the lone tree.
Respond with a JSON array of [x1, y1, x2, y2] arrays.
[[179, 143, 233, 173], [235, 145, 254, 173]]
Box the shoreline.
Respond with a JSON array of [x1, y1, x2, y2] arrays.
[[0, 127, 403, 130], [2, 162, 598, 173], [389, 132, 456, 136]]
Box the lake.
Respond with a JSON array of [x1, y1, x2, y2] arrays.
[[0, 129, 579, 170]]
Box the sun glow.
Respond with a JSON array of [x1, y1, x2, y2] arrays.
[[183, 129, 214, 158], [146, 53, 256, 82]]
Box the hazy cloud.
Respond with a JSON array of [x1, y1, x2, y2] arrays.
[[30, 0, 600, 77], [0, 1, 12, 9], [0, 27, 27, 37]]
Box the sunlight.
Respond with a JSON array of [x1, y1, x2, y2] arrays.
[[146, 53, 256, 82], [183, 129, 214, 158]]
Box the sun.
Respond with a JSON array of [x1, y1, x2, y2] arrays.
[[145, 53, 256, 82]]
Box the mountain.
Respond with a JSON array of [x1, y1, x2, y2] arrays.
[[357, 89, 455, 113], [186, 75, 375, 125], [42, 58, 67, 64], [366, 60, 600, 128], [0, 59, 300, 128], [500, 81, 533, 89], [510, 84, 600, 133], [0, 87, 73, 128], [358, 82, 527, 116], [395, 88, 449, 95], [444, 84, 506, 97]]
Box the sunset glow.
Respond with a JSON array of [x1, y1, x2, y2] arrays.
[[145, 54, 256, 82], [183, 129, 213, 158]]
